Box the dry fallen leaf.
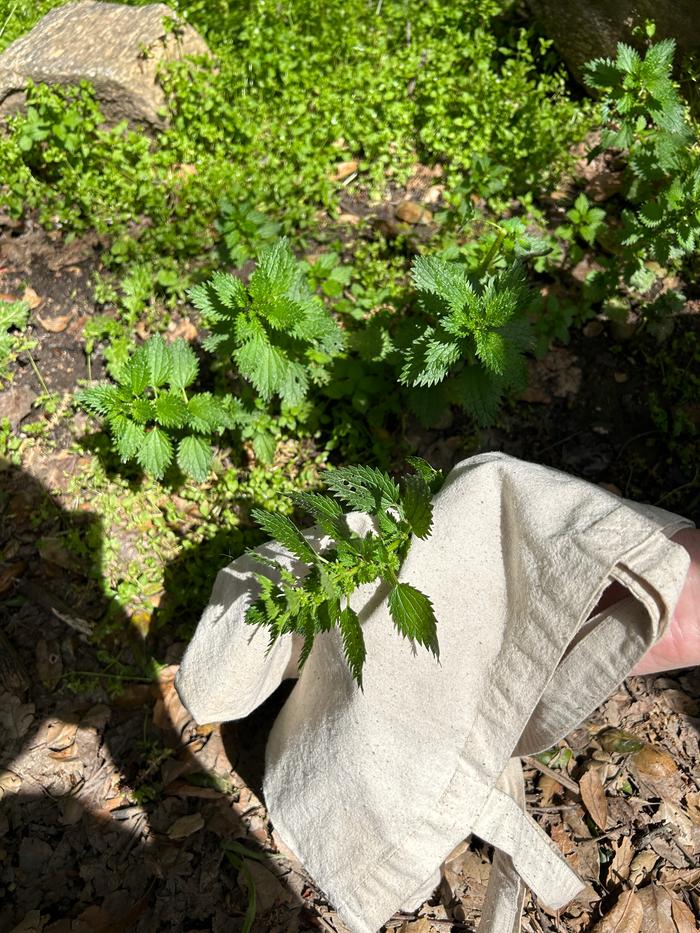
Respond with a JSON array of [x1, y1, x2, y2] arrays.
[[590, 890, 642, 933], [539, 773, 563, 806], [628, 850, 658, 887], [46, 720, 78, 752], [395, 200, 431, 224], [685, 792, 700, 826], [36, 313, 72, 333], [670, 897, 697, 932], [632, 744, 683, 798], [580, 767, 608, 830], [398, 920, 435, 933], [658, 866, 700, 891], [609, 835, 634, 884], [167, 812, 205, 839], [329, 160, 359, 182], [153, 665, 191, 735], [0, 693, 35, 739], [0, 769, 22, 798], [22, 286, 43, 310], [637, 884, 694, 933]]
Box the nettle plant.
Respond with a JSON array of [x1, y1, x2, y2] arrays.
[[583, 37, 700, 294], [246, 458, 444, 686], [77, 335, 233, 482], [399, 253, 531, 425], [189, 239, 345, 406]]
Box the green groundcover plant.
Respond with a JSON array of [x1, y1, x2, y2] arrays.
[[247, 457, 444, 686], [0, 0, 588, 305], [578, 36, 700, 308]]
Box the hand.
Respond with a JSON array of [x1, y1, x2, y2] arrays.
[[630, 528, 700, 675]]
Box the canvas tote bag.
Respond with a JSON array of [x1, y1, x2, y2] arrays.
[[176, 452, 692, 933]]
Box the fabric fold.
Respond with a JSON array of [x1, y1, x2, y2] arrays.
[[175, 452, 692, 933]]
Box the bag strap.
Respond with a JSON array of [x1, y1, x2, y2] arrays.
[[473, 758, 584, 933]]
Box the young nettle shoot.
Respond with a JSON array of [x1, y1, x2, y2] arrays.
[[400, 254, 531, 425], [245, 458, 444, 687], [77, 335, 234, 481], [584, 38, 700, 268], [188, 238, 345, 407]]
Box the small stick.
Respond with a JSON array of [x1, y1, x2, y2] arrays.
[[26, 350, 51, 397], [524, 756, 580, 796]]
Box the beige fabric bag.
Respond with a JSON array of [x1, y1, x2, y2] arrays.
[[175, 452, 692, 933]]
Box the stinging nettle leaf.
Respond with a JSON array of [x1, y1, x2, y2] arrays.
[[146, 335, 172, 387], [155, 391, 188, 428], [76, 384, 121, 417], [123, 347, 150, 395], [251, 509, 319, 565], [137, 426, 173, 479], [338, 605, 366, 688], [169, 339, 199, 390], [187, 392, 229, 432], [401, 474, 434, 539], [323, 465, 401, 514], [388, 582, 439, 657], [113, 417, 145, 462], [289, 491, 348, 539], [177, 435, 213, 482], [210, 270, 248, 310]]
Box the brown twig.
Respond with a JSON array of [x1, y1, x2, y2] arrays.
[[524, 756, 580, 795]]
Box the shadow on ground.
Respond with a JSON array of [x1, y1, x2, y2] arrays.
[[0, 461, 315, 933]]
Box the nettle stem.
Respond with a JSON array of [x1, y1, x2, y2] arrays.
[[478, 224, 507, 277]]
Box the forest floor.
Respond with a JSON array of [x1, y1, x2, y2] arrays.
[[1, 201, 699, 933]]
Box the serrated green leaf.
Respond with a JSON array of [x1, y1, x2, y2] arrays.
[[338, 605, 366, 688], [187, 392, 228, 432], [234, 335, 286, 401], [406, 457, 443, 492], [169, 339, 198, 390], [474, 329, 507, 374], [289, 491, 348, 539], [412, 255, 475, 316], [251, 509, 318, 565], [177, 435, 213, 482], [130, 397, 155, 424], [388, 582, 439, 656], [401, 475, 433, 539], [154, 391, 188, 427], [451, 366, 503, 426], [187, 282, 218, 319], [0, 300, 29, 332], [210, 270, 248, 309], [112, 417, 145, 462], [76, 384, 121, 417], [137, 426, 173, 479], [122, 347, 150, 394], [252, 238, 299, 299], [145, 335, 171, 387], [251, 431, 276, 463], [324, 465, 401, 514]]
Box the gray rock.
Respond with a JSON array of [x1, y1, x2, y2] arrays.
[[0, 0, 210, 127], [0, 385, 36, 428], [528, 0, 700, 84]]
